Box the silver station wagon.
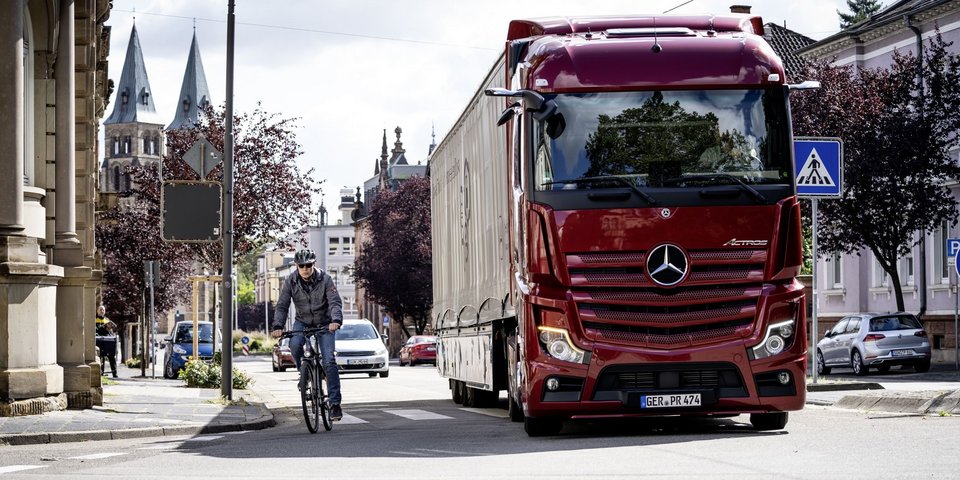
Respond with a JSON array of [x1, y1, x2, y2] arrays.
[[816, 312, 931, 376]]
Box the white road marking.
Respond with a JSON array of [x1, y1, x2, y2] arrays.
[[459, 407, 510, 418], [384, 409, 453, 420], [137, 444, 179, 450], [68, 453, 128, 460], [0, 466, 47, 474], [184, 435, 224, 442], [336, 413, 368, 425]]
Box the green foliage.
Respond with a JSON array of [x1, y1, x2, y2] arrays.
[[237, 280, 255, 305], [124, 357, 142, 368], [838, 0, 883, 29], [178, 358, 254, 389], [231, 330, 274, 353]]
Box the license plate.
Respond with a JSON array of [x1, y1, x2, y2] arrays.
[[347, 359, 370, 365], [891, 349, 914, 357], [641, 393, 701, 408]]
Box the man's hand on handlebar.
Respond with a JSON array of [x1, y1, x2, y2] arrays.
[[329, 323, 340, 332], [271, 329, 283, 339]]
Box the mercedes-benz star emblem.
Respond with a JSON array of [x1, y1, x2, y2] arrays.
[[646, 243, 689, 287]]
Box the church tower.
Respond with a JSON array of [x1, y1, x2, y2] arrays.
[[167, 30, 212, 130], [102, 24, 164, 194]]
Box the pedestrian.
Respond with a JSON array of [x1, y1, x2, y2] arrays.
[[95, 304, 119, 378], [270, 249, 344, 421]]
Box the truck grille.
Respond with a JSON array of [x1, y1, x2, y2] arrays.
[[567, 249, 764, 349]]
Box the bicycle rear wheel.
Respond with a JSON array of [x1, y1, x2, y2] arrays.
[[300, 361, 320, 433], [319, 368, 332, 431]]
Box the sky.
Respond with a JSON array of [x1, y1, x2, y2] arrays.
[[103, 0, 855, 212]]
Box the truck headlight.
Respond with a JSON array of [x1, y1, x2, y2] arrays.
[[750, 319, 796, 360], [537, 326, 588, 364]]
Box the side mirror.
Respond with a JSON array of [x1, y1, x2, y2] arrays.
[[381, 333, 388, 344], [163, 335, 173, 343], [824, 331, 833, 338]]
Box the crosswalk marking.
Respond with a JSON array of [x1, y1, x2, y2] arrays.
[[336, 413, 368, 425], [384, 409, 453, 420], [68, 453, 128, 460], [0, 466, 47, 474]]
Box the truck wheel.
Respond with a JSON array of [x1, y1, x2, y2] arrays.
[[451, 380, 464, 404], [463, 385, 476, 407], [750, 412, 788, 431], [507, 395, 524, 422], [524, 416, 562, 436]]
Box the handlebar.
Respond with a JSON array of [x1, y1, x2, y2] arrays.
[[278, 326, 329, 339]]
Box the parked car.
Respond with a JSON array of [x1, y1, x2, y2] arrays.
[[816, 312, 931, 376], [163, 321, 216, 379], [272, 337, 296, 372], [398, 335, 437, 366], [334, 319, 389, 378]]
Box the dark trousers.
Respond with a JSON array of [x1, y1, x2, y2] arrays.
[[97, 336, 118, 377]]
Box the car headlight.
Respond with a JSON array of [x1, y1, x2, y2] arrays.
[[750, 319, 795, 360], [375, 347, 387, 356], [537, 326, 589, 364], [173, 345, 187, 354]]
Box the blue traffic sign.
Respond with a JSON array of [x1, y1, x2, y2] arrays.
[[241, 336, 249, 345], [794, 138, 843, 197], [948, 238, 960, 258], [956, 250, 960, 278]]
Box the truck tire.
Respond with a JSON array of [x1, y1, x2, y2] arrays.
[[508, 395, 524, 422], [524, 416, 562, 436], [451, 380, 464, 404], [750, 412, 788, 431]]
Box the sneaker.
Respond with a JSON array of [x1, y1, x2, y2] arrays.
[[329, 404, 343, 421]]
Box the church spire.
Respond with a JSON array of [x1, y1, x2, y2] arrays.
[[104, 24, 162, 125], [379, 129, 388, 176], [428, 123, 437, 156], [167, 31, 212, 130]]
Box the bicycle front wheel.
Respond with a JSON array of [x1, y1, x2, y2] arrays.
[[319, 367, 332, 431], [300, 361, 320, 433]]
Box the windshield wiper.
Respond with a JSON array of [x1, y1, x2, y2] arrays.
[[664, 173, 767, 204], [542, 176, 657, 205]]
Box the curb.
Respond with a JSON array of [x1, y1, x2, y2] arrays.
[[806, 382, 884, 392], [0, 410, 275, 447]]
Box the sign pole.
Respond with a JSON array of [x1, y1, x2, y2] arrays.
[[811, 198, 819, 384], [221, 0, 236, 400]]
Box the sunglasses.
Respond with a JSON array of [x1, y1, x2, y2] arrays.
[[297, 263, 314, 269]]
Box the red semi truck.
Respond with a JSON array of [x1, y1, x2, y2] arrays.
[[429, 13, 812, 436]]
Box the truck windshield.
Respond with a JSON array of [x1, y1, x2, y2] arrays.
[[534, 89, 792, 191]]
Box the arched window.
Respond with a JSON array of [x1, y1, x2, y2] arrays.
[[113, 165, 120, 191], [123, 171, 131, 192]]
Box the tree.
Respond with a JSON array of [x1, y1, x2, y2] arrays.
[[838, 0, 884, 29], [98, 104, 319, 327], [354, 177, 432, 336], [791, 34, 960, 311]]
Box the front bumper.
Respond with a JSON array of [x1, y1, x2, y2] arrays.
[[335, 353, 389, 374]]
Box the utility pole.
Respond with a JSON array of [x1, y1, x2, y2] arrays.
[[221, 0, 236, 400]]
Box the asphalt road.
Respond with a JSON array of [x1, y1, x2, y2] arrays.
[[1, 356, 958, 479]]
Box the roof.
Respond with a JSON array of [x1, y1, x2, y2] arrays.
[[104, 25, 164, 125], [167, 32, 213, 130], [764, 23, 816, 81]]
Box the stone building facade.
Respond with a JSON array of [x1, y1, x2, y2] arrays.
[[0, 0, 112, 415]]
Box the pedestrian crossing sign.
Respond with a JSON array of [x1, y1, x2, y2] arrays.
[[794, 138, 843, 197]]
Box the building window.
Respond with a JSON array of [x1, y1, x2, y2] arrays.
[[900, 248, 915, 286], [153, 136, 160, 156], [935, 221, 950, 284], [342, 295, 357, 315], [342, 237, 355, 256], [143, 136, 150, 154], [123, 136, 131, 154], [825, 254, 842, 289], [328, 237, 340, 256], [328, 267, 339, 285], [113, 165, 120, 191], [342, 266, 354, 285], [873, 257, 889, 287], [934, 335, 946, 350]]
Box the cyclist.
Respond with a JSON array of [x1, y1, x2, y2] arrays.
[[271, 248, 344, 421]]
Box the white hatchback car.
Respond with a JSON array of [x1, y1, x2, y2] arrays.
[[335, 319, 389, 378]]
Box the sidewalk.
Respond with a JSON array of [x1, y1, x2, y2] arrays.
[[0, 363, 274, 446], [805, 363, 960, 414]]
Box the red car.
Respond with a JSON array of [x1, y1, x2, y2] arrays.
[[272, 337, 296, 372], [398, 335, 437, 366]]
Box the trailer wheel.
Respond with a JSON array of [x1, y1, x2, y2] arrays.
[[451, 380, 464, 404], [463, 385, 476, 407], [524, 416, 562, 436]]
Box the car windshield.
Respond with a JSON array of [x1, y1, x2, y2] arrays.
[[869, 315, 922, 332], [336, 323, 379, 341], [534, 89, 791, 191], [174, 323, 215, 344]]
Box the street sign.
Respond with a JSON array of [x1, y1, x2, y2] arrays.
[[794, 137, 843, 197], [182, 138, 222, 179], [241, 336, 249, 345], [161, 181, 222, 242], [383, 315, 389, 326], [956, 250, 960, 278], [948, 238, 960, 258]]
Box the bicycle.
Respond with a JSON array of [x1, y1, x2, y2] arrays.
[[281, 327, 332, 433]]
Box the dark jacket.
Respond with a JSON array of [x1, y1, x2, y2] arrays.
[[272, 269, 343, 330]]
